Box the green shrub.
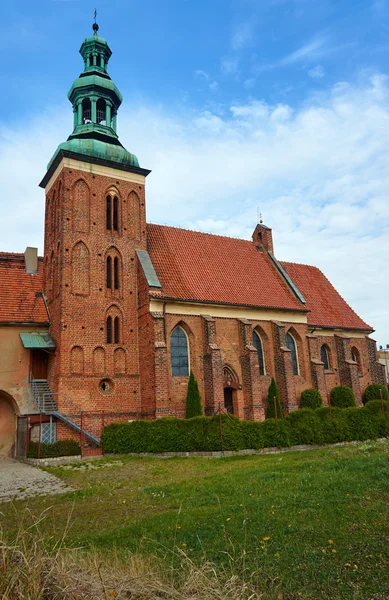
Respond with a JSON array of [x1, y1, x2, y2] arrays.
[[300, 388, 322, 410], [185, 371, 203, 418], [285, 409, 325, 445], [28, 439, 80, 459], [266, 378, 283, 419], [364, 384, 389, 404], [364, 399, 389, 415], [330, 386, 356, 408], [102, 403, 389, 455]]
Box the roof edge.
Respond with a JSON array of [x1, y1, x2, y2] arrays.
[[150, 295, 309, 313], [308, 323, 374, 334], [39, 149, 151, 188]]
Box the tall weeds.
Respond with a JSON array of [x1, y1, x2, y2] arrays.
[[0, 508, 267, 600]]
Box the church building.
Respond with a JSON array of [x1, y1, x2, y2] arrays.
[[0, 23, 385, 456]]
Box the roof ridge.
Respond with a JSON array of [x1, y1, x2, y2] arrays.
[[146, 222, 254, 244]]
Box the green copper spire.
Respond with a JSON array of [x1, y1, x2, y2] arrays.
[[47, 20, 139, 170]]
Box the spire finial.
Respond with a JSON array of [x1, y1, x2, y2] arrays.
[[92, 9, 99, 35], [259, 212, 263, 224]]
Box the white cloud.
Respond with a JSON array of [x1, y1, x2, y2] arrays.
[[221, 56, 239, 76], [280, 34, 329, 65], [1, 75, 389, 344], [231, 21, 255, 50], [244, 78, 256, 89], [194, 69, 219, 92], [308, 64, 325, 78]]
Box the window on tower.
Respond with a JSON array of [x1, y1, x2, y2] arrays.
[[106, 256, 112, 289], [106, 196, 112, 230], [106, 316, 112, 344], [114, 317, 119, 344], [113, 197, 119, 230], [82, 98, 92, 123], [96, 98, 106, 125], [114, 257, 119, 289]]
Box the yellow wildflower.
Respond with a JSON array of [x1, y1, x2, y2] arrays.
[[263, 536, 270, 541]]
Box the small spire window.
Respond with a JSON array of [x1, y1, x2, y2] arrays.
[[82, 98, 92, 124], [96, 98, 106, 125]]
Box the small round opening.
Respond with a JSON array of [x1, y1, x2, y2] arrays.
[[99, 379, 113, 393]]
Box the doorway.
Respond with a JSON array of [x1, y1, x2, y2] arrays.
[[31, 350, 48, 379], [223, 387, 234, 414], [0, 392, 17, 458]]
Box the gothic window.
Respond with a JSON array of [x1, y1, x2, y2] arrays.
[[106, 194, 120, 232], [114, 317, 120, 344], [114, 257, 119, 289], [106, 256, 112, 289], [170, 326, 189, 376], [321, 345, 330, 370], [286, 332, 299, 376], [113, 197, 119, 231], [106, 316, 112, 344], [351, 346, 362, 374], [71, 242, 90, 295], [82, 98, 92, 124], [252, 331, 265, 376]]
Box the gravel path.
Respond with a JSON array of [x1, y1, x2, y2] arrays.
[[0, 459, 72, 503]]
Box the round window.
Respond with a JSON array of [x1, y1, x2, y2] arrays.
[[99, 379, 113, 393]]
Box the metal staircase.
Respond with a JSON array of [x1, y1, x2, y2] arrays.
[[31, 379, 100, 445]]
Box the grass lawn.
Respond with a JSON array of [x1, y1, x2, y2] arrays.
[[2, 440, 389, 599]]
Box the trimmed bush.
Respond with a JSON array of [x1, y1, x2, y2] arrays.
[[186, 371, 203, 418], [102, 405, 389, 455], [330, 386, 356, 408], [301, 388, 322, 410], [364, 384, 389, 404], [266, 378, 283, 419], [28, 439, 80, 459]]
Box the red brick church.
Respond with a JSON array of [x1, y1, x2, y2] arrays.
[[0, 23, 385, 455]]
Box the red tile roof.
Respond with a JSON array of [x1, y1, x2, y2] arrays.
[[0, 253, 48, 324], [146, 225, 306, 312], [281, 262, 372, 331]]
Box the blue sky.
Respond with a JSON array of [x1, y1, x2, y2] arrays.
[[1, 0, 389, 345]]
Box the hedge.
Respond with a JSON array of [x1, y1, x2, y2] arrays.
[[28, 439, 81, 459], [102, 405, 389, 454], [301, 388, 322, 410], [364, 384, 389, 404], [330, 386, 356, 408]]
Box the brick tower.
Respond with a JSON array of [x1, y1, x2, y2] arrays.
[[39, 21, 150, 418]]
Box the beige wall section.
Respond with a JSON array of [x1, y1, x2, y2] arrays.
[[45, 157, 146, 193], [149, 299, 308, 324], [312, 328, 370, 339], [0, 326, 45, 415]]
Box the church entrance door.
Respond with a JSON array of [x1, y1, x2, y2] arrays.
[[31, 350, 48, 380], [223, 387, 234, 414]]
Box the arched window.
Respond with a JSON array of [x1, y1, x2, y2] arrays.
[[96, 98, 106, 125], [114, 317, 119, 344], [113, 197, 119, 231], [106, 194, 119, 232], [351, 346, 362, 374], [252, 331, 265, 376], [82, 98, 91, 124], [320, 345, 330, 370], [170, 326, 189, 376], [286, 332, 299, 376], [106, 256, 112, 289], [106, 316, 112, 344], [106, 196, 111, 230], [114, 257, 119, 289]]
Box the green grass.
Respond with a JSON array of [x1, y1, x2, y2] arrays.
[[2, 441, 389, 599]]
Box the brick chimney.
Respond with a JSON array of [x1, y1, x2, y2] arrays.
[[252, 223, 274, 253]]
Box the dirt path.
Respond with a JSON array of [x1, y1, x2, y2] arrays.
[[0, 459, 72, 503]]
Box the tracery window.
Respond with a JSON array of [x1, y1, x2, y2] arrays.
[[320, 345, 330, 370], [106, 195, 119, 232], [170, 326, 189, 376], [252, 331, 265, 376], [286, 332, 299, 376]]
